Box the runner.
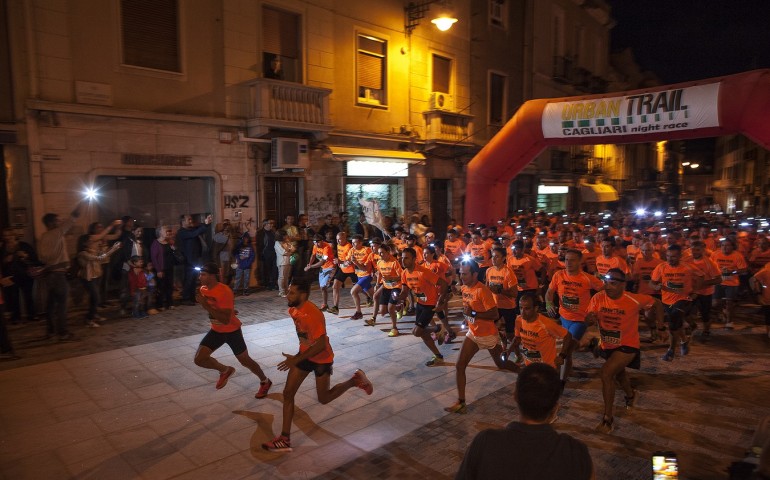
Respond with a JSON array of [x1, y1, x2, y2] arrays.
[[486, 246, 519, 360], [445, 261, 520, 414], [545, 249, 604, 381], [650, 244, 704, 361], [511, 293, 571, 369], [192, 263, 272, 397], [397, 247, 450, 366], [631, 241, 664, 341], [328, 232, 356, 315], [508, 239, 543, 316], [262, 280, 373, 452], [586, 268, 663, 434], [466, 232, 492, 281], [749, 263, 770, 339], [595, 237, 630, 277], [424, 243, 456, 343], [710, 238, 748, 329], [348, 234, 374, 320], [366, 244, 403, 337], [304, 234, 335, 311], [687, 240, 722, 337]]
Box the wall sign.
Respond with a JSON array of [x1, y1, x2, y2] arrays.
[[224, 195, 250, 209], [121, 154, 193, 166]]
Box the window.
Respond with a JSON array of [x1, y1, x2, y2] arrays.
[[490, 0, 507, 28], [488, 72, 506, 126], [432, 54, 452, 93], [551, 7, 565, 59], [357, 34, 387, 106], [120, 0, 180, 72], [262, 6, 302, 82]]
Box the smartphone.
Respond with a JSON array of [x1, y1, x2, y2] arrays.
[[651, 451, 678, 479]]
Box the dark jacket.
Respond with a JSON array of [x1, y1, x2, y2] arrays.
[[176, 224, 210, 265]]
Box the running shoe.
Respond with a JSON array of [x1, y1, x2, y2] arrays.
[[365, 297, 374, 307], [396, 310, 403, 320], [444, 401, 467, 414], [595, 416, 614, 434], [661, 349, 675, 362], [406, 307, 416, 316], [262, 435, 292, 452], [625, 389, 639, 409], [365, 317, 377, 326], [352, 369, 373, 395], [680, 341, 690, 356], [327, 306, 340, 315], [215, 366, 236, 389], [435, 327, 447, 345], [445, 329, 457, 344], [388, 328, 399, 337], [320, 304, 329, 312], [255, 379, 272, 399], [350, 311, 363, 320], [724, 321, 734, 330], [425, 354, 444, 366]]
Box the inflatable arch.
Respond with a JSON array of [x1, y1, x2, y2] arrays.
[[464, 69, 770, 224]]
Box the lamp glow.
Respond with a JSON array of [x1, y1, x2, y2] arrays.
[[84, 187, 99, 201], [431, 16, 457, 31]]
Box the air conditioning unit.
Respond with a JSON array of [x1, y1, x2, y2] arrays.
[[428, 91, 454, 111], [271, 137, 310, 170]]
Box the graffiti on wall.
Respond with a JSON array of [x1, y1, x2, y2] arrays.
[[307, 193, 341, 227]]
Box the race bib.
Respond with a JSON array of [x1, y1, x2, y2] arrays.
[[666, 281, 684, 291], [562, 295, 579, 310], [599, 328, 621, 346], [463, 314, 476, 325], [488, 282, 503, 294], [384, 279, 398, 288], [523, 348, 542, 362]]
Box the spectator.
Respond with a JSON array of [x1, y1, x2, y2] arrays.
[[275, 230, 295, 297], [1, 227, 40, 323], [212, 221, 233, 286], [128, 255, 148, 318], [86, 220, 122, 305], [0, 264, 17, 359], [145, 261, 159, 315], [176, 214, 213, 305], [233, 232, 255, 296], [115, 216, 137, 316], [150, 225, 179, 311], [38, 201, 83, 341], [455, 363, 594, 480], [77, 236, 121, 327], [256, 219, 277, 290]]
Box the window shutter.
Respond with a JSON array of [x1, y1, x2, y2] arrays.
[[358, 53, 382, 89], [432, 55, 451, 93], [121, 0, 180, 72], [263, 7, 299, 59]]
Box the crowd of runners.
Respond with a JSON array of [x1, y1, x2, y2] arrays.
[[190, 209, 770, 453]]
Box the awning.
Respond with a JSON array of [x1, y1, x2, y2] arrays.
[[328, 146, 425, 163], [580, 183, 619, 202]]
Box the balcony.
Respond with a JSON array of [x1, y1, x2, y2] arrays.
[[246, 79, 333, 140], [422, 110, 474, 145], [552, 56, 608, 94]]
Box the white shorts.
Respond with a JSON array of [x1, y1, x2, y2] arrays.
[[465, 331, 501, 350]]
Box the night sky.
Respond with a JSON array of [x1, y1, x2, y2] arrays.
[[609, 0, 770, 84]]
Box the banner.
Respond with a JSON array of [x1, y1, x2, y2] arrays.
[[358, 196, 387, 237], [542, 82, 721, 139]]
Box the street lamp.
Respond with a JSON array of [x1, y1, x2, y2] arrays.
[[405, 1, 458, 36]]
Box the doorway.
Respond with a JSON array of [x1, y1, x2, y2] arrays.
[[263, 177, 299, 225], [430, 179, 450, 235]]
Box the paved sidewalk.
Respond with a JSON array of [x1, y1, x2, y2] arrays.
[[1, 288, 769, 479]]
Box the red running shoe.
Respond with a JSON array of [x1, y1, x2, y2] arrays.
[[352, 369, 373, 395], [215, 366, 235, 390], [255, 379, 272, 399]]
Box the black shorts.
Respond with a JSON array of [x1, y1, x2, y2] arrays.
[[598, 345, 641, 370], [414, 303, 435, 329], [199, 328, 248, 356], [334, 270, 358, 284], [380, 288, 401, 305], [296, 358, 333, 377], [664, 301, 692, 331], [498, 308, 516, 333]]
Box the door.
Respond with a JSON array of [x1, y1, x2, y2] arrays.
[[430, 179, 450, 236], [264, 177, 299, 225]]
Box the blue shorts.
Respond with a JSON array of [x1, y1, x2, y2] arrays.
[[319, 268, 334, 288], [560, 317, 588, 340], [355, 275, 373, 292]]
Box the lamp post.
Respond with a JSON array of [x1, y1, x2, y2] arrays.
[[405, 1, 458, 36]]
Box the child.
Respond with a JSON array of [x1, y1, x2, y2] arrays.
[[128, 255, 148, 318], [233, 232, 255, 296], [145, 261, 159, 315]]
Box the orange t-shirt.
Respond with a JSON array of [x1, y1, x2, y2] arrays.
[[289, 301, 334, 364], [377, 259, 403, 289], [581, 248, 600, 273], [632, 256, 664, 295], [336, 242, 355, 273], [485, 264, 519, 309], [311, 243, 335, 269], [199, 283, 241, 333], [548, 270, 604, 321], [466, 242, 492, 267], [753, 266, 770, 305], [350, 246, 373, 277], [687, 256, 721, 295], [749, 248, 770, 273], [411, 245, 424, 264], [401, 265, 441, 305], [461, 282, 498, 337], [710, 250, 748, 287], [507, 254, 542, 291], [596, 255, 629, 276], [651, 262, 702, 305], [514, 314, 568, 368], [426, 259, 450, 281], [444, 239, 466, 263], [588, 291, 655, 349], [392, 238, 407, 252]]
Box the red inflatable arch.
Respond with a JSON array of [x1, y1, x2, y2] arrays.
[[464, 69, 770, 224]]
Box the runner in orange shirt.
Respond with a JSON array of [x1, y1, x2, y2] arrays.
[[586, 268, 663, 434], [193, 263, 272, 396], [366, 244, 403, 337], [444, 261, 520, 414], [397, 248, 450, 366], [710, 239, 748, 329], [348, 235, 374, 321], [466, 232, 492, 281], [687, 240, 722, 337], [444, 229, 467, 271], [749, 264, 770, 339], [580, 235, 600, 274], [631, 242, 665, 341], [508, 239, 543, 314], [650, 244, 704, 362], [748, 236, 770, 274], [424, 244, 456, 343], [304, 234, 335, 311], [366, 238, 385, 324], [596, 238, 630, 277], [486, 246, 519, 360], [262, 280, 373, 452], [512, 293, 571, 369], [328, 232, 356, 315]]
